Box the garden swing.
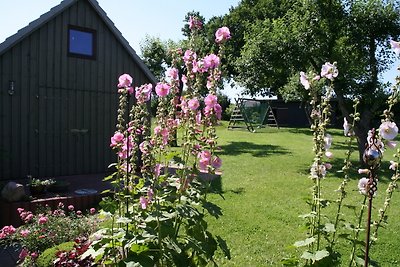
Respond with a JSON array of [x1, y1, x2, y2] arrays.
[[228, 98, 279, 132]]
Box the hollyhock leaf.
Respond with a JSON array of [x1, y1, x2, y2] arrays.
[[323, 223, 335, 233], [315, 250, 329, 261], [130, 244, 149, 254], [301, 251, 314, 260], [116, 217, 132, 224], [294, 237, 315, 247]]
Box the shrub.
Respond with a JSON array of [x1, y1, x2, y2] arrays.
[[0, 203, 99, 265], [36, 241, 74, 267]]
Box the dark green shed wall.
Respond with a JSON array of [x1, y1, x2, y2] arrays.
[[0, 0, 152, 180]]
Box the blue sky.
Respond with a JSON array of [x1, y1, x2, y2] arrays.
[[0, 1, 398, 99], [0, 0, 239, 53]]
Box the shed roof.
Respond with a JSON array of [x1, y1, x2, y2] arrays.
[[0, 0, 157, 84]]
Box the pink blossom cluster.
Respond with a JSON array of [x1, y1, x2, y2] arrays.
[[155, 82, 171, 97], [204, 94, 222, 120], [0, 225, 16, 239], [215, 26, 231, 43], [135, 83, 152, 103], [139, 188, 154, 210], [117, 73, 134, 94], [110, 133, 135, 160], [198, 150, 222, 171], [189, 16, 202, 30], [18, 208, 34, 223]]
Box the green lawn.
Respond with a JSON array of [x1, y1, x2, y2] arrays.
[[206, 122, 400, 266]]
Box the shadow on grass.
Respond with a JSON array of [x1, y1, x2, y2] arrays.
[[219, 141, 290, 157]]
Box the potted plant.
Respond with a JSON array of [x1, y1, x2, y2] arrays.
[[27, 177, 55, 196]]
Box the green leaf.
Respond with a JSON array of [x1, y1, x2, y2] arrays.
[[116, 216, 132, 224], [298, 212, 316, 219], [294, 237, 315, 247], [130, 244, 149, 254], [323, 223, 335, 233], [315, 250, 329, 261], [301, 251, 314, 260]]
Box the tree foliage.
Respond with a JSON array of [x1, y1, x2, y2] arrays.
[[220, 0, 400, 156]]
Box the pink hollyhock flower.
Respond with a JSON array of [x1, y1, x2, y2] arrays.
[[19, 248, 29, 260], [154, 125, 162, 135], [215, 26, 231, 43], [324, 163, 332, 170], [214, 104, 222, 120], [90, 208, 96, 214], [204, 94, 218, 108], [147, 188, 154, 201], [118, 74, 133, 88], [166, 67, 179, 80], [183, 50, 197, 64], [20, 229, 30, 237], [358, 177, 369, 195], [300, 71, 310, 90], [199, 158, 209, 171], [135, 83, 152, 103], [139, 141, 149, 154], [189, 16, 202, 30], [196, 112, 202, 124], [110, 132, 124, 147], [188, 98, 200, 110], [140, 196, 148, 209], [154, 164, 161, 178], [68, 205, 74, 211], [390, 40, 400, 55], [126, 87, 134, 95], [211, 156, 222, 169], [181, 75, 187, 85], [17, 208, 24, 214], [321, 62, 338, 81], [203, 54, 220, 70], [38, 216, 48, 224], [379, 121, 398, 140], [76, 210, 82, 215], [155, 82, 170, 97], [389, 160, 398, 171]]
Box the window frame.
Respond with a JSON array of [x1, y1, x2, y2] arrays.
[[67, 25, 97, 60]]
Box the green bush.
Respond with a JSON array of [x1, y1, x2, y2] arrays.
[[36, 242, 74, 267]]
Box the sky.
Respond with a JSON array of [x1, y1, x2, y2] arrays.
[[0, 1, 399, 99]]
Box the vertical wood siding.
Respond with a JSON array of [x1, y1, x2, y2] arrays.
[[0, 0, 153, 180]]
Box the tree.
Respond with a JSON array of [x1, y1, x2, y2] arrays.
[[220, 0, 400, 158]]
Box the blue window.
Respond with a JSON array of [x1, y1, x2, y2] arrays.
[[68, 25, 96, 59]]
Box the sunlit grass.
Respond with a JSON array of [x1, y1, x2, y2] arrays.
[[206, 122, 400, 266]]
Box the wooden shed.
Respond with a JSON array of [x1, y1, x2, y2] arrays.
[[0, 0, 157, 180]]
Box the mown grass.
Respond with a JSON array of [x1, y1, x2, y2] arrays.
[[206, 122, 400, 266]]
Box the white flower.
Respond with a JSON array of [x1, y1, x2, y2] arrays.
[[300, 71, 310, 90], [379, 121, 398, 140], [321, 62, 338, 81], [358, 177, 369, 195], [343, 117, 354, 136], [325, 151, 334, 159], [324, 134, 332, 150], [390, 40, 400, 56], [310, 162, 326, 179], [389, 160, 398, 171]]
